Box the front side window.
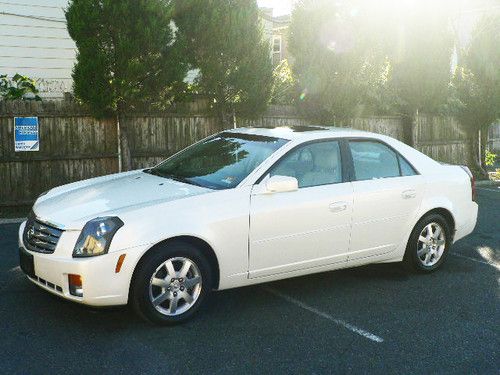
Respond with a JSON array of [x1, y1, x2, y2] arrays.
[[148, 133, 288, 189], [270, 141, 342, 188], [350, 140, 412, 180]]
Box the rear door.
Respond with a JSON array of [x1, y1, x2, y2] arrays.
[[347, 139, 424, 261]]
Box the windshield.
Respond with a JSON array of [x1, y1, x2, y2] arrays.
[[147, 132, 288, 189]]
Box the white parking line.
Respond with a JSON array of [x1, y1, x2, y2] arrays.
[[0, 217, 25, 225], [477, 187, 500, 193], [263, 287, 384, 343], [451, 253, 500, 270], [9, 266, 21, 273]]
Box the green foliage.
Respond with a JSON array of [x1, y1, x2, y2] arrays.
[[450, 15, 499, 172], [0, 74, 41, 101], [451, 15, 500, 133], [485, 150, 496, 167], [289, 1, 455, 121], [289, 0, 391, 122], [386, 2, 453, 114], [173, 0, 273, 120], [65, 0, 187, 117], [270, 59, 296, 105]]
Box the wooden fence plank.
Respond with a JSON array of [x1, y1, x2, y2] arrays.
[[0, 100, 473, 206]]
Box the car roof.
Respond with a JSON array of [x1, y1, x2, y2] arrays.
[[225, 125, 381, 141]]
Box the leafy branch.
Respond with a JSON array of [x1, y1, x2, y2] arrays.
[[0, 74, 42, 101]]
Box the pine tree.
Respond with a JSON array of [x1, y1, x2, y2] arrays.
[[66, 0, 187, 170], [173, 0, 273, 125]]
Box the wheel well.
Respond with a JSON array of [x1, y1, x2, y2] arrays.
[[422, 208, 456, 238], [132, 236, 220, 290]]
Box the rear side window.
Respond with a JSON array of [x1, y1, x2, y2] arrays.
[[349, 141, 403, 180], [399, 156, 417, 176]]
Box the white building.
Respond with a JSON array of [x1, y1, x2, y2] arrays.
[[0, 0, 74, 98]]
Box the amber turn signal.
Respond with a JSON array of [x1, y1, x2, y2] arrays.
[[115, 254, 126, 273], [68, 274, 83, 297], [68, 274, 82, 286]]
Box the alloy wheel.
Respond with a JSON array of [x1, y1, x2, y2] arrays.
[[416, 222, 446, 267], [148, 257, 202, 316]]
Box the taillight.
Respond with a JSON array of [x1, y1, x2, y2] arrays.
[[460, 166, 476, 202]]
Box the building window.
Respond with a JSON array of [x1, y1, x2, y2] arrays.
[[272, 35, 282, 65], [273, 35, 281, 54]]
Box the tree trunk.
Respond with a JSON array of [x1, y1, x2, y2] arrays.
[[479, 128, 488, 171], [401, 109, 417, 147], [117, 112, 132, 171], [468, 128, 489, 179], [217, 102, 232, 131]]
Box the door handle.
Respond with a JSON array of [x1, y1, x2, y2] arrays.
[[402, 189, 417, 199], [329, 201, 348, 212]]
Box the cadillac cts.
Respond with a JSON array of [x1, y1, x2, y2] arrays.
[[18, 126, 478, 324]]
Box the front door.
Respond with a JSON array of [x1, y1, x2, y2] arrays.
[[249, 140, 353, 278]]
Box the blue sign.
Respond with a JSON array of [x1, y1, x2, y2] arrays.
[[14, 117, 39, 152]]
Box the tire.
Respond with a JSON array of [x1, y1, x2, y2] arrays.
[[403, 213, 452, 273], [130, 241, 213, 325]]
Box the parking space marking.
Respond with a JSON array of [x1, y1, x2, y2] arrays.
[[0, 218, 25, 225], [477, 187, 500, 193], [9, 266, 21, 273], [263, 287, 384, 343], [452, 253, 500, 270]]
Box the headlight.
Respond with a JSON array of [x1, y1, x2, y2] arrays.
[[73, 217, 124, 258]]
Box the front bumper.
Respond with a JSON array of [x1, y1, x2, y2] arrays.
[[18, 221, 147, 307]]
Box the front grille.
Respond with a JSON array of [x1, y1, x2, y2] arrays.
[[23, 213, 64, 254]]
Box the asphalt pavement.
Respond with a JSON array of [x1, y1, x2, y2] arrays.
[[0, 188, 498, 374]]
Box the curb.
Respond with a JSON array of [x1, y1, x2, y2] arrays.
[[0, 217, 25, 225]]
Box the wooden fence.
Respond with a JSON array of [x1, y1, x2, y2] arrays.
[[412, 115, 472, 165], [0, 100, 473, 207], [349, 116, 405, 141], [0, 102, 118, 207]]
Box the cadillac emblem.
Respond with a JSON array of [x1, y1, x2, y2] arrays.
[[27, 226, 35, 240]]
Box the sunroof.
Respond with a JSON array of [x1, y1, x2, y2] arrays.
[[252, 125, 329, 132], [286, 125, 329, 132]]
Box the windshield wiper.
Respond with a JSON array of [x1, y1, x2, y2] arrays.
[[144, 168, 164, 177], [163, 174, 207, 188], [144, 169, 211, 189]]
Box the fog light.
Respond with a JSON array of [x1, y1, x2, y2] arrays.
[[68, 274, 83, 297]]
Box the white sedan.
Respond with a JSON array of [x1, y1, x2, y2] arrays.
[[18, 126, 478, 324]]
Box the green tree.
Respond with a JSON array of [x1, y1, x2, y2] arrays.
[[66, 0, 187, 170], [289, 0, 389, 123], [173, 0, 273, 126], [386, 2, 454, 117], [0, 74, 41, 101], [269, 59, 297, 105], [451, 15, 499, 176]]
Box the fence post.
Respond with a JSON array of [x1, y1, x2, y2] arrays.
[[116, 115, 122, 172]]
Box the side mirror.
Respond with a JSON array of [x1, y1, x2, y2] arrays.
[[265, 175, 298, 193]]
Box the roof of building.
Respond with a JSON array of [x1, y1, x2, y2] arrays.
[[258, 9, 291, 24]]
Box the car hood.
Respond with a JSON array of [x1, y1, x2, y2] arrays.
[[33, 170, 212, 229]]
